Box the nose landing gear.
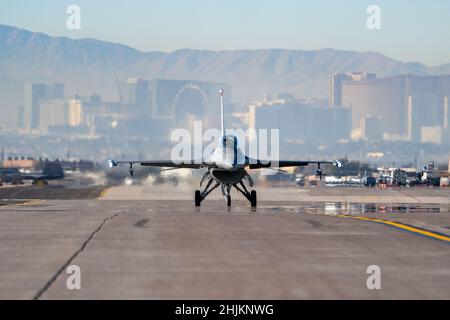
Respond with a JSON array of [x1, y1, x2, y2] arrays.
[[221, 184, 232, 207], [194, 175, 257, 208]]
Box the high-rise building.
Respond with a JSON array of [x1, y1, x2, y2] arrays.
[[407, 94, 442, 142], [24, 83, 46, 130], [332, 73, 450, 139], [341, 77, 406, 134], [361, 115, 383, 141], [67, 98, 83, 126], [332, 106, 352, 141], [329, 72, 376, 108], [38, 99, 66, 132], [249, 100, 351, 143], [421, 126, 442, 144], [120, 78, 149, 111], [24, 83, 64, 129]]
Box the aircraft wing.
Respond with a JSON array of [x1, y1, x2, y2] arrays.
[[108, 159, 210, 169], [247, 159, 342, 169], [21, 173, 46, 180]]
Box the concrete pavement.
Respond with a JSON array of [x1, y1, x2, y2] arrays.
[[0, 187, 449, 299]]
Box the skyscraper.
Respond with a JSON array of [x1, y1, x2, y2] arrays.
[[407, 94, 441, 142], [329, 72, 376, 108], [121, 78, 149, 111], [24, 83, 46, 130], [341, 77, 405, 134], [336, 74, 450, 138], [249, 100, 351, 143], [361, 115, 383, 141], [24, 83, 64, 130], [38, 99, 66, 132], [67, 98, 83, 126]]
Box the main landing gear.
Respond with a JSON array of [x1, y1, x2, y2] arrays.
[[233, 181, 257, 208], [195, 173, 220, 207], [195, 173, 257, 208]]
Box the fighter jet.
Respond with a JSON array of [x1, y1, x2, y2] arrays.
[[108, 89, 342, 207], [0, 162, 64, 184]]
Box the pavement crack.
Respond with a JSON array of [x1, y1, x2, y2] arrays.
[[32, 210, 122, 300]]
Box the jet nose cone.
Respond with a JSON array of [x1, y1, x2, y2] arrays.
[[219, 162, 233, 170]]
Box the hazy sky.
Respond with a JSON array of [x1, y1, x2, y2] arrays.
[[1, 0, 449, 66]]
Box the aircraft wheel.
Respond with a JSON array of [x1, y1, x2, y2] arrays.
[[226, 195, 231, 207], [195, 190, 201, 206], [250, 190, 257, 207]]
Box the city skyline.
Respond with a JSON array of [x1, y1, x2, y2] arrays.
[[2, 13, 450, 164], [1, 0, 450, 66]]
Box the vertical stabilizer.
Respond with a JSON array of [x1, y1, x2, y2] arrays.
[[219, 89, 225, 137]]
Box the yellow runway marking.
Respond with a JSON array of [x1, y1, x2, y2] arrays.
[[4, 199, 44, 207], [99, 187, 110, 198], [21, 199, 44, 206], [223, 204, 449, 242], [334, 213, 450, 243]]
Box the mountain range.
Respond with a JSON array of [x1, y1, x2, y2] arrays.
[[0, 24, 449, 126]]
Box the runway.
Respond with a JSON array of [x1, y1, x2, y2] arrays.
[[0, 185, 449, 299]]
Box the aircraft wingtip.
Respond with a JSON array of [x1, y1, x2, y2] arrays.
[[333, 160, 343, 168], [107, 159, 118, 168]]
